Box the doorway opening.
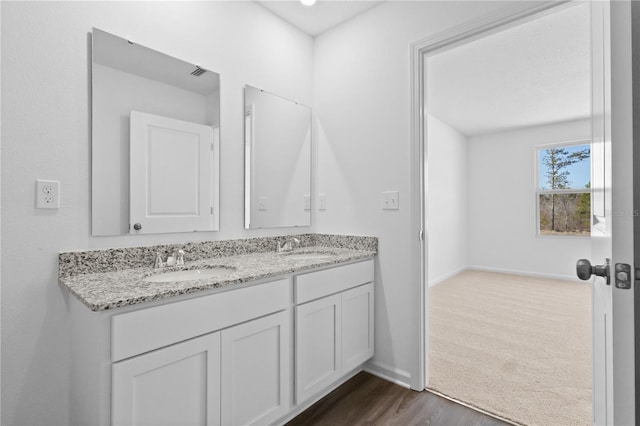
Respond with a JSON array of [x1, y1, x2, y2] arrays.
[[419, 3, 595, 424]]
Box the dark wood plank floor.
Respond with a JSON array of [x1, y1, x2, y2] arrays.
[[286, 372, 511, 426]]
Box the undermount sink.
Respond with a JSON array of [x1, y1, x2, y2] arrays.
[[144, 266, 236, 283], [282, 250, 338, 261]]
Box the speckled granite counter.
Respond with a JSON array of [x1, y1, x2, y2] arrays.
[[59, 234, 377, 312]]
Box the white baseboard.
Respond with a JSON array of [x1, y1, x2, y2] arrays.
[[364, 360, 412, 389], [428, 267, 468, 287], [467, 265, 582, 282]]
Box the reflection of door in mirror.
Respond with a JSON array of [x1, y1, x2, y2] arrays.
[[91, 28, 220, 236], [244, 86, 311, 229], [130, 111, 216, 234]]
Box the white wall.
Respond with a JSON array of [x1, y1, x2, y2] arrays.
[[427, 115, 591, 284], [313, 0, 535, 387], [1, 2, 312, 424], [426, 114, 468, 286], [466, 118, 592, 280], [205, 88, 221, 127]]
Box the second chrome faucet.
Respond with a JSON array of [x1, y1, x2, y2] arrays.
[[277, 237, 300, 253]]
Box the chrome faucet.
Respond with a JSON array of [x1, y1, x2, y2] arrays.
[[153, 252, 165, 269], [153, 249, 186, 268], [277, 237, 300, 253]]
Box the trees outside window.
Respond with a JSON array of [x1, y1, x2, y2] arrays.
[[537, 143, 591, 236]]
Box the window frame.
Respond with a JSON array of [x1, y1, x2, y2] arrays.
[[534, 139, 592, 238]]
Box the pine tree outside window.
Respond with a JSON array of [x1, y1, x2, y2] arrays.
[[536, 141, 591, 236]]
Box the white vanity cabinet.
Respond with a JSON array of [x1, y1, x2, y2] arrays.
[[69, 278, 290, 426], [295, 293, 343, 403], [341, 283, 375, 373], [112, 332, 222, 426], [220, 310, 290, 426], [112, 310, 290, 426], [68, 257, 374, 426], [294, 260, 374, 405]]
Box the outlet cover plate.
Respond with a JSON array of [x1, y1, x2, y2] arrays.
[[36, 179, 60, 209]]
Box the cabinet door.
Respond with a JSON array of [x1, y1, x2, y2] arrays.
[[295, 294, 342, 404], [221, 311, 290, 426], [112, 332, 221, 426], [341, 283, 374, 373]]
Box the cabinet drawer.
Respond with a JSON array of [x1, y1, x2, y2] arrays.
[[295, 259, 374, 304], [112, 278, 289, 362]]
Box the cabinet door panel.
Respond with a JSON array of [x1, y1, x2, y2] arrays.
[[112, 332, 220, 426], [221, 311, 289, 426], [342, 283, 374, 373], [295, 294, 342, 404]]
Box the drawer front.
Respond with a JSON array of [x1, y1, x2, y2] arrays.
[[295, 259, 374, 305], [112, 278, 290, 362]]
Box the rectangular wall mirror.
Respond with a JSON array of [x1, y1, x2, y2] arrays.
[[244, 86, 311, 229], [92, 28, 220, 236]]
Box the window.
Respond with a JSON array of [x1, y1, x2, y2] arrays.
[[536, 142, 591, 236]]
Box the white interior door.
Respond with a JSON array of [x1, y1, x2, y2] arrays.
[[588, 3, 612, 423], [130, 110, 214, 234], [591, 2, 614, 425], [587, 1, 637, 423]]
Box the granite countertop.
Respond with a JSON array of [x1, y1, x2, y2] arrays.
[[60, 237, 376, 312]]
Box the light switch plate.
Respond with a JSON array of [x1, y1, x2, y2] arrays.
[[257, 196, 268, 211], [304, 194, 311, 211], [382, 191, 399, 210], [319, 194, 327, 211]]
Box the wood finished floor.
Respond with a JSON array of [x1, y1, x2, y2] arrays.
[[286, 372, 511, 426]]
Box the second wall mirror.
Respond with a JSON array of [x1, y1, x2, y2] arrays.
[[244, 86, 312, 229]]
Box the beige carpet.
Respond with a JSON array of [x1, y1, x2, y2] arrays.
[[428, 270, 592, 426]]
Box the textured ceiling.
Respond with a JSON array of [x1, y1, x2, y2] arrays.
[[427, 3, 591, 137]]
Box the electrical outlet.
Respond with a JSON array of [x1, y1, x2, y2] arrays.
[[36, 179, 60, 209]]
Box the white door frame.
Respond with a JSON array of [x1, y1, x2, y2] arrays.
[[410, 3, 635, 425]]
